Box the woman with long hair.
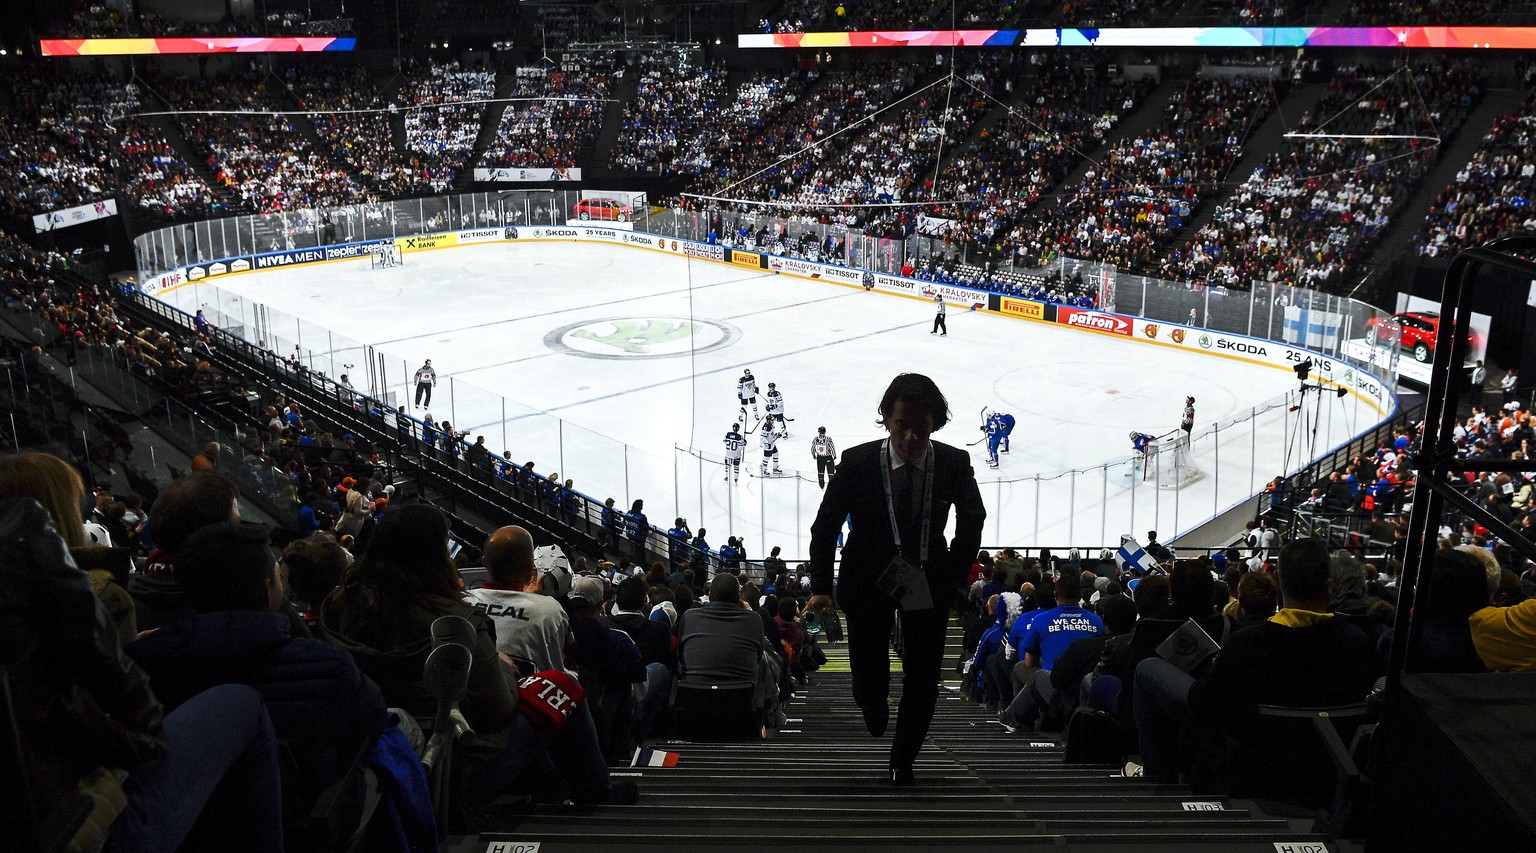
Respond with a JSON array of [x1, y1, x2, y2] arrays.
[[320, 503, 634, 813]]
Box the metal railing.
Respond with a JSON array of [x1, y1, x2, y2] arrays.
[[130, 192, 1404, 556]]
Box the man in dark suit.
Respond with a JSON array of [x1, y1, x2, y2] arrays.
[[807, 373, 986, 785]]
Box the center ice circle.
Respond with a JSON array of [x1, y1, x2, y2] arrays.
[[544, 316, 741, 360]]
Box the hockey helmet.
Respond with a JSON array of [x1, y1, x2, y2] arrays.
[[1129, 431, 1139, 440], [818, 426, 827, 434]]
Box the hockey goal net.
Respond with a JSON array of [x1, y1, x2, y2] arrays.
[[370, 243, 403, 269], [1144, 430, 1203, 489]]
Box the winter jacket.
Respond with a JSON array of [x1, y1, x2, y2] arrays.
[[128, 610, 385, 807], [0, 499, 165, 827]]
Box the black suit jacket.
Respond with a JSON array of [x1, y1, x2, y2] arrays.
[[809, 439, 985, 607]]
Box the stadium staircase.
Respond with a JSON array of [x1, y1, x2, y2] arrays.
[[137, 109, 242, 214], [1361, 84, 1528, 286], [455, 71, 517, 190], [581, 71, 641, 187], [456, 619, 1340, 853], [1035, 74, 1183, 209], [1169, 82, 1325, 250]]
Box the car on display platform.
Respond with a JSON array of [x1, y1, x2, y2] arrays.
[[1364, 311, 1441, 362], [573, 198, 634, 222]]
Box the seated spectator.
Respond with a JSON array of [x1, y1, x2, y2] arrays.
[[998, 570, 1104, 732], [564, 574, 647, 763], [466, 525, 575, 676], [127, 521, 385, 847], [608, 575, 677, 741], [321, 504, 634, 808], [1051, 594, 1140, 717], [1132, 539, 1378, 789], [1470, 582, 1536, 671], [279, 533, 351, 629], [676, 572, 780, 716], [130, 473, 241, 632], [1387, 547, 1494, 673], [0, 451, 137, 645], [1, 495, 284, 852], [1229, 571, 1280, 630]]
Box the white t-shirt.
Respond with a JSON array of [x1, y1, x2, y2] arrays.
[[465, 586, 572, 675]]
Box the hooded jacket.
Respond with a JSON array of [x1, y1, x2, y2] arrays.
[[972, 592, 1023, 691], [0, 499, 165, 819], [128, 610, 385, 803]]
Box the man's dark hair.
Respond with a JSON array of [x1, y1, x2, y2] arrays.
[[1098, 595, 1138, 634], [1277, 538, 1331, 603], [616, 575, 648, 612], [149, 473, 239, 554], [280, 534, 350, 607], [876, 373, 950, 431], [709, 571, 740, 603], [1425, 547, 1492, 620], [1054, 569, 1081, 603], [176, 522, 274, 612], [1132, 574, 1170, 615], [1168, 562, 1216, 617], [777, 598, 798, 621]]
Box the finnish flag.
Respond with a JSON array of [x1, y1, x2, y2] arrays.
[[1115, 535, 1156, 575]]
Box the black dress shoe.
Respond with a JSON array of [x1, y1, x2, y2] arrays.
[[860, 702, 889, 737], [889, 766, 916, 787]]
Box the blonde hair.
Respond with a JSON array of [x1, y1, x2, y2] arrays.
[[0, 451, 86, 548]]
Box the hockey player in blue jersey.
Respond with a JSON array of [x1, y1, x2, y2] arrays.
[[982, 413, 1002, 469], [1130, 431, 1156, 455], [997, 412, 1015, 453]]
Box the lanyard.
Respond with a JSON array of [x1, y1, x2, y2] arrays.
[[881, 440, 933, 563]]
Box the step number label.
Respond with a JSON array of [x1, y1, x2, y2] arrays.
[[1181, 801, 1224, 811], [486, 843, 540, 853], [1273, 843, 1329, 853]]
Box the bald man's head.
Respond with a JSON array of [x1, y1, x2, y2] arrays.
[[483, 526, 536, 587]]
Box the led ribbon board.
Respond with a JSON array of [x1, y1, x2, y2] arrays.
[[40, 37, 357, 56], [738, 27, 1536, 50]]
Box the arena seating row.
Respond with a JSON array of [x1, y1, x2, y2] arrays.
[[480, 67, 612, 170], [1162, 60, 1486, 289], [611, 59, 730, 174], [1415, 83, 1536, 257]]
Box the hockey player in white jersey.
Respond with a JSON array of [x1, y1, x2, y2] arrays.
[[737, 369, 759, 422], [764, 382, 788, 438], [723, 423, 746, 482], [759, 415, 782, 475]]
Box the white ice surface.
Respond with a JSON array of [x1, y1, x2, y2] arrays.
[[165, 241, 1383, 556]]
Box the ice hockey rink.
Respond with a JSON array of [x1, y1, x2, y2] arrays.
[[162, 239, 1388, 555]]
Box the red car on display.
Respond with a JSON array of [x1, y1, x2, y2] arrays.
[[573, 197, 634, 222], [1364, 311, 1440, 362]]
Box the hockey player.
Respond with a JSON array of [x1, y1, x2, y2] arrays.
[[759, 415, 782, 475], [997, 412, 1015, 453], [811, 426, 837, 489], [1181, 396, 1195, 435], [413, 359, 437, 408], [737, 369, 760, 422], [982, 412, 1005, 468], [1130, 431, 1156, 456], [764, 382, 788, 437], [723, 423, 746, 482]]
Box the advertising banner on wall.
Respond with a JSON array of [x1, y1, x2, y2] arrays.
[[474, 167, 583, 183], [1057, 306, 1134, 336], [34, 198, 118, 233]]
